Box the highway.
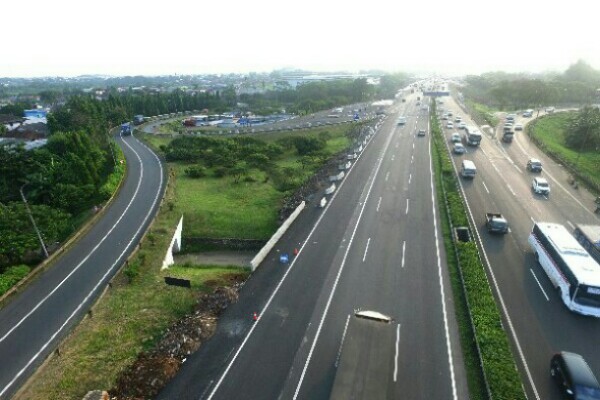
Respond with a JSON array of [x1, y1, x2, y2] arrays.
[[159, 94, 469, 399], [0, 133, 165, 399], [440, 98, 600, 400]]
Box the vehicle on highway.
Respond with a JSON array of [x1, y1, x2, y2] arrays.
[[446, 121, 454, 129], [528, 222, 600, 317], [523, 109, 534, 117], [573, 224, 600, 264], [550, 351, 600, 399], [442, 114, 449, 120], [546, 106, 556, 113], [506, 113, 517, 122], [446, 111, 453, 117], [120, 122, 132, 135], [417, 128, 426, 136], [454, 116, 462, 123], [485, 213, 509, 234], [460, 160, 477, 178], [502, 129, 514, 143], [464, 125, 482, 146], [458, 122, 466, 129], [451, 132, 461, 142], [514, 123, 523, 130], [397, 116, 407, 125], [527, 158, 543, 172], [329, 310, 395, 400], [532, 177, 550, 195], [133, 115, 145, 125], [453, 143, 466, 154], [327, 114, 341, 118]]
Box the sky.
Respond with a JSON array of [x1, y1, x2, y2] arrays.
[[3, 0, 599, 78]]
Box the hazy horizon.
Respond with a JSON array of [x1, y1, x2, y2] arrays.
[[3, 0, 599, 79]]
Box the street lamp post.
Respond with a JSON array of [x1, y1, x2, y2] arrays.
[[20, 183, 49, 259]]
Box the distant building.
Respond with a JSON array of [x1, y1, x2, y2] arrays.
[[24, 109, 47, 119]]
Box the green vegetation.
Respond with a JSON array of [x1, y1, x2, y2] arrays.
[[529, 110, 600, 191], [465, 99, 500, 127], [430, 105, 526, 399], [0, 265, 31, 296]]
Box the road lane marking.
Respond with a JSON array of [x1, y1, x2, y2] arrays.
[[394, 323, 401, 382], [385, 171, 389, 182], [391, 155, 395, 161], [376, 196, 382, 212], [506, 184, 516, 197], [530, 269, 550, 301], [0, 133, 165, 398], [334, 315, 351, 368], [405, 199, 409, 214], [206, 117, 385, 400], [411, 155, 414, 164], [408, 173, 412, 185], [530, 216, 536, 224], [566, 220, 575, 230], [363, 238, 371, 262], [401, 241, 406, 268], [291, 119, 393, 400], [482, 181, 490, 194], [427, 135, 458, 400]]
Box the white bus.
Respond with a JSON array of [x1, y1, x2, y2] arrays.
[[528, 222, 600, 317], [464, 125, 482, 146]]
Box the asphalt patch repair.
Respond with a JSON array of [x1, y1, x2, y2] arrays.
[[107, 277, 244, 400]]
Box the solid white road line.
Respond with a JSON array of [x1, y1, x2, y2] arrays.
[[334, 315, 351, 368], [428, 138, 458, 400], [208, 120, 385, 400], [401, 241, 406, 268], [0, 134, 165, 397], [530, 269, 550, 301], [393, 323, 401, 382], [363, 238, 371, 262], [566, 220, 575, 230], [292, 119, 395, 400]]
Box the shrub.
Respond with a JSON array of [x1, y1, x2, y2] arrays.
[[0, 264, 31, 296]]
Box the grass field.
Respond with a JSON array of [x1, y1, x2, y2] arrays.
[[529, 112, 600, 191], [18, 123, 356, 399]]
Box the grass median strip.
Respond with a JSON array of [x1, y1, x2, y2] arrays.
[[430, 105, 526, 400]]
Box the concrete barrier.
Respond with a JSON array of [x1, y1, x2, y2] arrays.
[[319, 197, 327, 208], [329, 171, 345, 182], [161, 216, 183, 270], [324, 183, 336, 195], [249, 201, 305, 271]]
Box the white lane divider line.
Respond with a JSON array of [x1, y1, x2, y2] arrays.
[[394, 323, 401, 382], [376, 196, 382, 212], [385, 172, 390, 182], [530, 269, 550, 301], [482, 181, 490, 194], [405, 199, 409, 215], [408, 173, 412, 185], [401, 241, 406, 268], [506, 184, 516, 197], [335, 315, 351, 368], [363, 238, 371, 262], [566, 220, 575, 230]]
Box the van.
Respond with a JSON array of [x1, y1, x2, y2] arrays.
[[550, 352, 600, 399], [461, 160, 477, 178]]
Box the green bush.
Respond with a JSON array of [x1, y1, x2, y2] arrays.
[[0, 264, 31, 296]]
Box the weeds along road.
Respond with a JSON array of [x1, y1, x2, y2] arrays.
[[159, 94, 469, 400], [0, 132, 165, 400]]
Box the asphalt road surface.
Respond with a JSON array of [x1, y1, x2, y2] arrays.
[[0, 132, 165, 399], [159, 94, 469, 400], [440, 98, 600, 400]]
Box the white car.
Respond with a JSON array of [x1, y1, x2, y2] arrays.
[[458, 122, 466, 129], [532, 177, 550, 195], [451, 132, 461, 142], [447, 122, 454, 129], [514, 123, 523, 131]]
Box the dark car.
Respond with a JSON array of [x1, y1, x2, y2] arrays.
[[527, 158, 543, 172], [417, 128, 426, 136], [551, 352, 600, 399]]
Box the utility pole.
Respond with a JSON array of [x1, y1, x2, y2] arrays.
[[20, 184, 49, 259]]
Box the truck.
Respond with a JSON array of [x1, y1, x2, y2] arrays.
[[464, 125, 482, 146], [485, 213, 509, 234], [329, 310, 396, 400], [133, 115, 145, 125], [502, 129, 514, 143], [120, 122, 132, 136]]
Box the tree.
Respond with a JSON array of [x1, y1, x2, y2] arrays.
[[566, 106, 600, 151]]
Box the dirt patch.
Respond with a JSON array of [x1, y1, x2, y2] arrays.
[[174, 251, 255, 267], [107, 279, 244, 400]]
